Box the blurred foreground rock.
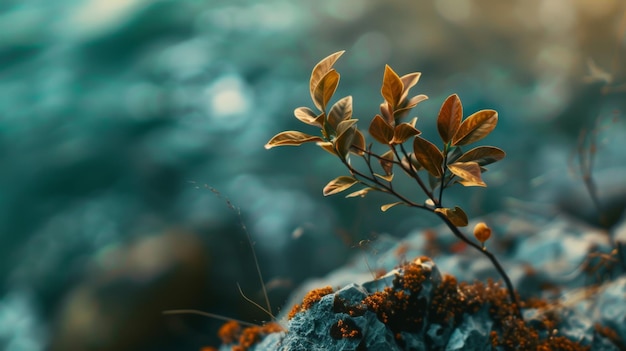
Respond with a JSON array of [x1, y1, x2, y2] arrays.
[[48, 231, 210, 351]]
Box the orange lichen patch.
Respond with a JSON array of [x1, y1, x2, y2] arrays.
[[363, 288, 395, 324], [330, 319, 362, 339], [363, 260, 430, 332], [429, 274, 464, 324], [215, 321, 284, 351], [288, 286, 334, 319], [200, 347, 218, 351], [490, 315, 590, 351], [359, 257, 587, 349], [397, 259, 427, 292], [217, 320, 242, 344]]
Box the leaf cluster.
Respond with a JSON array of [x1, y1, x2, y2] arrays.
[[265, 51, 505, 227], [266, 51, 521, 317]]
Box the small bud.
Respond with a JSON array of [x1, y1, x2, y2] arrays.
[[473, 222, 492, 245]]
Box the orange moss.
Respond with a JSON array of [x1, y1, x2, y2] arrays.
[[288, 286, 334, 319], [217, 320, 242, 345], [361, 257, 588, 350], [212, 256, 591, 350], [429, 274, 464, 324], [330, 319, 362, 339], [363, 259, 429, 332], [213, 321, 284, 351]]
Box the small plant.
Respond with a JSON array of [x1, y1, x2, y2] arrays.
[[265, 51, 521, 318]]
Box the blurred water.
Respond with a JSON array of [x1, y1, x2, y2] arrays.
[[0, 0, 624, 350]]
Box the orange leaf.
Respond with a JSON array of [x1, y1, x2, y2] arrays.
[[310, 51, 344, 105], [323, 176, 358, 196], [456, 146, 505, 166], [374, 173, 394, 182], [316, 141, 337, 155], [452, 109, 498, 146], [312, 70, 340, 112], [412, 136, 443, 178], [391, 122, 421, 144], [434, 206, 468, 227], [336, 119, 358, 136], [294, 107, 322, 127], [379, 150, 395, 176], [265, 131, 323, 149], [350, 129, 366, 156], [447, 162, 486, 187], [381, 202, 403, 212], [379, 102, 394, 125], [437, 94, 463, 144], [394, 94, 428, 121], [399, 72, 422, 102], [345, 187, 377, 198], [334, 123, 356, 159], [369, 114, 394, 144], [328, 96, 353, 129], [381, 65, 404, 109]]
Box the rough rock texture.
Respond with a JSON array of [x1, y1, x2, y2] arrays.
[[217, 252, 626, 350]]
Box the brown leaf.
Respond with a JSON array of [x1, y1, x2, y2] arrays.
[[437, 94, 463, 144], [328, 96, 353, 129], [434, 206, 468, 227], [393, 94, 428, 122], [412, 136, 443, 178], [350, 129, 366, 156], [316, 141, 337, 155], [336, 119, 358, 136], [374, 173, 394, 182], [294, 107, 322, 127], [381, 65, 404, 109], [334, 124, 356, 159], [381, 202, 403, 212], [456, 146, 505, 166], [369, 114, 394, 144], [447, 161, 486, 187], [379, 102, 394, 125], [404, 94, 429, 109], [345, 187, 377, 198], [379, 150, 395, 176], [312, 70, 340, 112], [391, 122, 421, 144], [265, 131, 323, 149], [399, 72, 422, 101], [310, 51, 344, 104], [323, 176, 358, 196], [452, 109, 498, 146]]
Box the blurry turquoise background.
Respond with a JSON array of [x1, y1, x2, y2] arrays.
[[0, 0, 624, 350]]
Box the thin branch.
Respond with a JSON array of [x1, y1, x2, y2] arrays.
[[162, 309, 259, 327], [397, 143, 436, 201], [434, 212, 522, 319], [438, 145, 449, 206]]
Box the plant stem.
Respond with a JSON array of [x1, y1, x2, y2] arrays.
[[438, 145, 449, 205], [434, 212, 522, 319], [343, 145, 522, 319]]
